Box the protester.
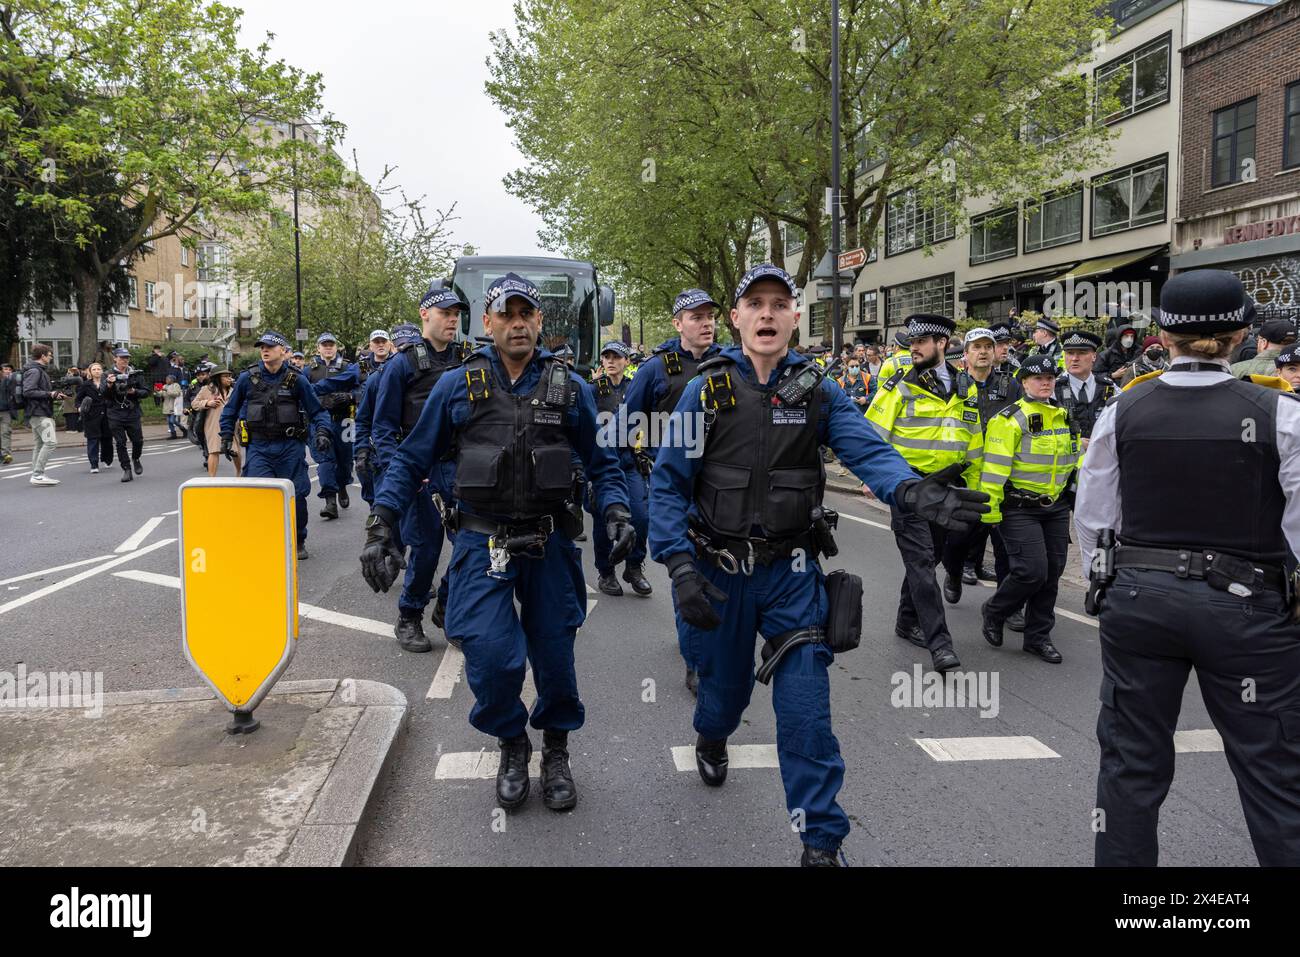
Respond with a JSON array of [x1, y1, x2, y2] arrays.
[[1230, 318, 1298, 378], [76, 362, 115, 473], [162, 375, 187, 439], [1117, 336, 1169, 387], [61, 366, 84, 432], [192, 369, 241, 477]]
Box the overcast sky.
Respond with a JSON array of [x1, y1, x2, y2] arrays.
[[235, 0, 548, 257]]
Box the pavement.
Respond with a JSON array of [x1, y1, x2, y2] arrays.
[[0, 438, 1259, 866], [8, 421, 175, 452]]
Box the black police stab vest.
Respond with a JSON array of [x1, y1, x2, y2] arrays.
[[452, 355, 577, 520], [399, 339, 470, 437], [1115, 376, 1289, 563], [957, 368, 1018, 427], [308, 356, 352, 418], [245, 369, 307, 441], [1055, 375, 1114, 438], [653, 345, 708, 417], [591, 374, 628, 417], [694, 356, 826, 540]]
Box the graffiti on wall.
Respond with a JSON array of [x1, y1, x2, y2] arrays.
[[1234, 257, 1300, 317]]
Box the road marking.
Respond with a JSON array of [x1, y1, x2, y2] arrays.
[[837, 511, 891, 531], [162, 510, 178, 516], [426, 645, 465, 699], [115, 516, 165, 553], [670, 743, 780, 772], [521, 666, 537, 711], [0, 539, 175, 616], [914, 736, 1060, 762], [2, 463, 66, 480], [1054, 607, 1099, 628], [435, 749, 543, 780], [0, 555, 118, 586], [112, 570, 398, 638], [587, 598, 597, 616], [1174, 729, 1224, 753]]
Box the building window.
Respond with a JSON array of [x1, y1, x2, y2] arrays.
[[1095, 34, 1170, 123], [180, 245, 189, 267], [969, 207, 1019, 265], [857, 290, 878, 328], [1092, 156, 1167, 236], [885, 273, 954, 328], [197, 242, 230, 280], [1284, 82, 1299, 171], [784, 224, 804, 257], [886, 186, 955, 257], [808, 302, 826, 340], [1025, 75, 1088, 147], [127, 276, 138, 308], [1110, 0, 1166, 25], [1025, 187, 1083, 253], [145, 281, 156, 313], [1212, 98, 1257, 187]]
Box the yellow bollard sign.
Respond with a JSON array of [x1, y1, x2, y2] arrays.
[[179, 478, 298, 730]]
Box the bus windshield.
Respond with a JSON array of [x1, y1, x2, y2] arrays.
[[451, 260, 598, 370]]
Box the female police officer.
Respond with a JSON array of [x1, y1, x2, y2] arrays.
[[649, 264, 988, 866], [1076, 269, 1300, 866], [977, 353, 1079, 663]]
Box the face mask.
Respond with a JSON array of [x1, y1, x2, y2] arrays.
[[1121, 336, 1135, 348], [848, 366, 860, 375], [1145, 348, 1164, 362]]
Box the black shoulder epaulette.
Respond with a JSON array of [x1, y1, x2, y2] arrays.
[[882, 369, 906, 392], [997, 405, 1017, 418], [696, 354, 733, 375]]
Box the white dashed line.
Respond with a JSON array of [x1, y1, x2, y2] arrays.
[[426, 644, 465, 699], [670, 743, 780, 772], [0, 539, 175, 616], [1174, 729, 1224, 753], [435, 750, 543, 780], [914, 736, 1060, 762], [115, 516, 165, 553]]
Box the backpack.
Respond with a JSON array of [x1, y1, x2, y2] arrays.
[[11, 370, 25, 410]]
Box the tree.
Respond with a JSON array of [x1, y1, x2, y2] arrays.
[[234, 165, 461, 349], [0, 0, 345, 362], [488, 0, 1116, 348]]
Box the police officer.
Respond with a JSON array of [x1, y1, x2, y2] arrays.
[[350, 328, 401, 507], [361, 273, 634, 812], [977, 354, 1078, 664], [1055, 329, 1114, 447], [949, 327, 1021, 590], [623, 287, 723, 693], [219, 330, 334, 560], [290, 350, 306, 369], [1076, 269, 1300, 866], [1274, 344, 1300, 391], [372, 286, 473, 652], [307, 332, 355, 520], [1029, 316, 1065, 372], [650, 264, 987, 866], [875, 329, 914, 382], [589, 340, 651, 597], [867, 314, 985, 672], [105, 348, 147, 482], [990, 322, 1020, 372], [313, 328, 395, 509]]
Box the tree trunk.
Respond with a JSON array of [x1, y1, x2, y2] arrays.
[[73, 267, 104, 368]]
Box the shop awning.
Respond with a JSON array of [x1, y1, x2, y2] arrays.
[[1049, 245, 1166, 283]]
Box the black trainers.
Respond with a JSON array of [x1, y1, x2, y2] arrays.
[[496, 734, 532, 809], [622, 564, 652, 596], [540, 730, 577, 811], [596, 573, 623, 596], [395, 616, 432, 653], [132, 458, 142, 475], [695, 735, 728, 787]]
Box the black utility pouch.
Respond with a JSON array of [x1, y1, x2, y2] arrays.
[[1204, 553, 1259, 595], [824, 569, 863, 653]]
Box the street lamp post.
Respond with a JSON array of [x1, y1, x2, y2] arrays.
[[290, 122, 304, 340], [830, 0, 843, 355]]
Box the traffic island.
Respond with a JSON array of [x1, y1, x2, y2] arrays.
[[0, 678, 406, 867]]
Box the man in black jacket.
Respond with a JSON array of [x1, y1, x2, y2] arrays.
[[22, 344, 66, 485], [106, 348, 147, 481], [0, 362, 15, 464]]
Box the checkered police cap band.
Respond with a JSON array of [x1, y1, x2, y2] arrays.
[[421, 288, 467, 311], [906, 318, 953, 338], [733, 264, 798, 303], [1061, 331, 1099, 350], [673, 289, 719, 315], [1158, 306, 1246, 327], [486, 278, 541, 304]]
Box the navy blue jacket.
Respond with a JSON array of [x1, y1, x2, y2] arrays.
[[648, 346, 915, 564], [373, 346, 629, 523], [620, 337, 721, 439], [218, 361, 332, 441]]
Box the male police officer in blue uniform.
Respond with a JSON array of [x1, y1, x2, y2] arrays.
[[624, 287, 723, 692], [589, 339, 651, 597], [649, 264, 989, 866], [361, 273, 634, 812], [307, 332, 355, 520], [219, 330, 334, 560], [313, 328, 398, 508], [371, 285, 473, 652]]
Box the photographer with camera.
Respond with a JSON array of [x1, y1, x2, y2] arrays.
[[105, 348, 147, 482]]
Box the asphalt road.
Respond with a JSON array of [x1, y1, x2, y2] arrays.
[[0, 440, 1257, 866]]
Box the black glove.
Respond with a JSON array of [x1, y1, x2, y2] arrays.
[[897, 462, 991, 531], [604, 504, 636, 565], [219, 434, 234, 461], [354, 446, 372, 476], [668, 557, 728, 630], [360, 511, 406, 593], [314, 428, 333, 454]]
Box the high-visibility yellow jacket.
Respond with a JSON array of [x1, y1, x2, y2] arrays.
[[866, 364, 983, 484], [978, 396, 1078, 523], [876, 349, 913, 382]]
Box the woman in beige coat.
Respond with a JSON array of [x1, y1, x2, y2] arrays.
[[192, 369, 242, 477]]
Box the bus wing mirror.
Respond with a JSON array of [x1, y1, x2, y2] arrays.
[[598, 285, 615, 327]]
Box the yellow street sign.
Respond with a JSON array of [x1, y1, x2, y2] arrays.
[[179, 478, 298, 717]]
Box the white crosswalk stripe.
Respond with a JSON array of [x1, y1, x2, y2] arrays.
[[670, 743, 779, 771], [435, 750, 543, 780], [914, 736, 1061, 761], [1174, 729, 1224, 753]]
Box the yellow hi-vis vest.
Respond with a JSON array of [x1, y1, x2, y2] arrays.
[[866, 367, 983, 483], [876, 350, 913, 382], [978, 396, 1078, 523]]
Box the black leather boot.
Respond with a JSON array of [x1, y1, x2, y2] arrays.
[[132, 457, 142, 475], [297, 543, 309, 561], [596, 572, 622, 596], [961, 563, 978, 586], [120, 465, 133, 483], [395, 616, 432, 653], [337, 486, 350, 509], [622, 564, 652, 596], [430, 596, 446, 630], [942, 572, 962, 604], [496, 734, 532, 809], [1007, 609, 1026, 632], [540, 730, 577, 811], [801, 845, 841, 867], [695, 735, 728, 787], [320, 494, 338, 520], [980, 599, 1004, 647]]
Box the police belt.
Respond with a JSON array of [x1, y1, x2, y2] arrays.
[[1004, 484, 1063, 509], [688, 522, 816, 575], [452, 507, 557, 541], [1114, 546, 1287, 595], [247, 425, 308, 441]]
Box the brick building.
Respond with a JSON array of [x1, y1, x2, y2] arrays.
[[1172, 0, 1300, 318]]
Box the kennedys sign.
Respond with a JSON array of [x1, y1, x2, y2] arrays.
[[1225, 216, 1300, 246], [838, 248, 868, 271]]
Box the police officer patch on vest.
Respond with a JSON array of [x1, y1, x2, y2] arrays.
[[533, 408, 564, 427], [962, 409, 979, 424], [771, 407, 807, 426]]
